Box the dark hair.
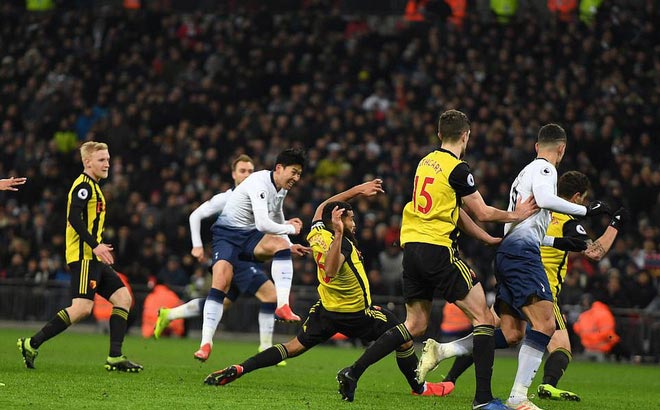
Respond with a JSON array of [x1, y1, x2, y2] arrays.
[[275, 148, 307, 170], [537, 123, 567, 145], [322, 201, 353, 228], [438, 109, 470, 142], [557, 171, 591, 199]]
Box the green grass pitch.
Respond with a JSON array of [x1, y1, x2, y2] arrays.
[[1, 327, 658, 409]]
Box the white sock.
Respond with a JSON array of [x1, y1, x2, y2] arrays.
[[167, 298, 203, 320], [258, 311, 275, 350], [201, 298, 223, 347], [271, 255, 293, 308], [508, 343, 544, 403], [443, 333, 474, 357]]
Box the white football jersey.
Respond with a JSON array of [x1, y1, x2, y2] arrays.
[[504, 158, 585, 248], [215, 170, 294, 235]]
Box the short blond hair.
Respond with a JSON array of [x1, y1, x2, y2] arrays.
[[232, 154, 254, 171], [80, 141, 108, 161]]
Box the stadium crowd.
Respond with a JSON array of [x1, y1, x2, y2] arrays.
[[0, 1, 658, 317]]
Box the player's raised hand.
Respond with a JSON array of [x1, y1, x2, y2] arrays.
[[512, 195, 539, 221], [331, 206, 345, 234], [357, 178, 385, 197], [609, 207, 628, 231], [290, 243, 311, 257], [94, 243, 115, 265], [191, 246, 206, 263], [287, 218, 303, 235], [0, 177, 27, 191]]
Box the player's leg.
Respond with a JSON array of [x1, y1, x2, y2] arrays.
[[19, 261, 94, 369], [250, 270, 288, 367], [538, 305, 579, 401], [252, 234, 299, 321], [100, 266, 142, 372], [338, 299, 430, 400], [205, 300, 328, 386], [196, 259, 234, 361], [507, 298, 555, 408], [154, 298, 205, 340], [453, 283, 505, 409]]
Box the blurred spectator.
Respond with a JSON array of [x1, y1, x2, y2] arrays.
[[0, 3, 657, 308], [573, 293, 628, 361], [377, 240, 403, 296], [157, 255, 189, 289]]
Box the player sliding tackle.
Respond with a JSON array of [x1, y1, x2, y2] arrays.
[[205, 179, 452, 398], [193, 149, 311, 362]]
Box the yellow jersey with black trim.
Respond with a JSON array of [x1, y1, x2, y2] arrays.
[[401, 148, 477, 248], [65, 173, 107, 264], [306, 220, 371, 313], [541, 212, 589, 300]]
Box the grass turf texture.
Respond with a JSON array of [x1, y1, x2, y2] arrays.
[[1, 327, 658, 409]]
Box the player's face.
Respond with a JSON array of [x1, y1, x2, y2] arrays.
[[86, 149, 110, 181], [343, 210, 356, 235], [275, 164, 303, 190], [232, 161, 254, 186]]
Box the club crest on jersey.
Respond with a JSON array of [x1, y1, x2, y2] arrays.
[[467, 174, 475, 186], [90, 280, 97, 289], [78, 188, 89, 200]]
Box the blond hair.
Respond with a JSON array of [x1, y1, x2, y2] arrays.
[[80, 141, 108, 161], [232, 154, 254, 170]]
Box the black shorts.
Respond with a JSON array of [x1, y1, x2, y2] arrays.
[[296, 300, 401, 349], [68, 260, 125, 301], [402, 242, 477, 303]]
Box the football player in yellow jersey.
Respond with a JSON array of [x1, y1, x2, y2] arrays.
[[335, 109, 538, 410], [425, 171, 627, 402], [18, 142, 142, 373], [537, 171, 626, 401], [205, 179, 451, 398]]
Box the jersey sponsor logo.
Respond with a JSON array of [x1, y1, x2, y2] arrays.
[[576, 225, 587, 235], [259, 191, 266, 200], [97, 201, 104, 213], [541, 167, 552, 176], [78, 188, 89, 200], [467, 173, 475, 186]]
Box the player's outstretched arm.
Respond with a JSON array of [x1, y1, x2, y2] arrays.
[[462, 190, 538, 223], [584, 207, 627, 260], [189, 193, 229, 262], [0, 177, 27, 191], [312, 178, 384, 221]]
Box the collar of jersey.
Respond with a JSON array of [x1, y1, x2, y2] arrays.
[[269, 171, 278, 190], [438, 147, 458, 159], [535, 157, 551, 163], [82, 171, 98, 183]]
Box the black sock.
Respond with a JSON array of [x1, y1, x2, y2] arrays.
[[352, 324, 412, 379], [542, 348, 571, 386], [31, 309, 71, 349], [445, 355, 474, 384], [109, 307, 129, 357], [242, 344, 289, 373], [396, 345, 424, 393], [472, 325, 495, 405]]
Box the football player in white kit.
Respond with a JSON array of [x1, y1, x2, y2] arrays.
[[193, 148, 310, 362], [153, 155, 291, 366], [495, 124, 609, 410]]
